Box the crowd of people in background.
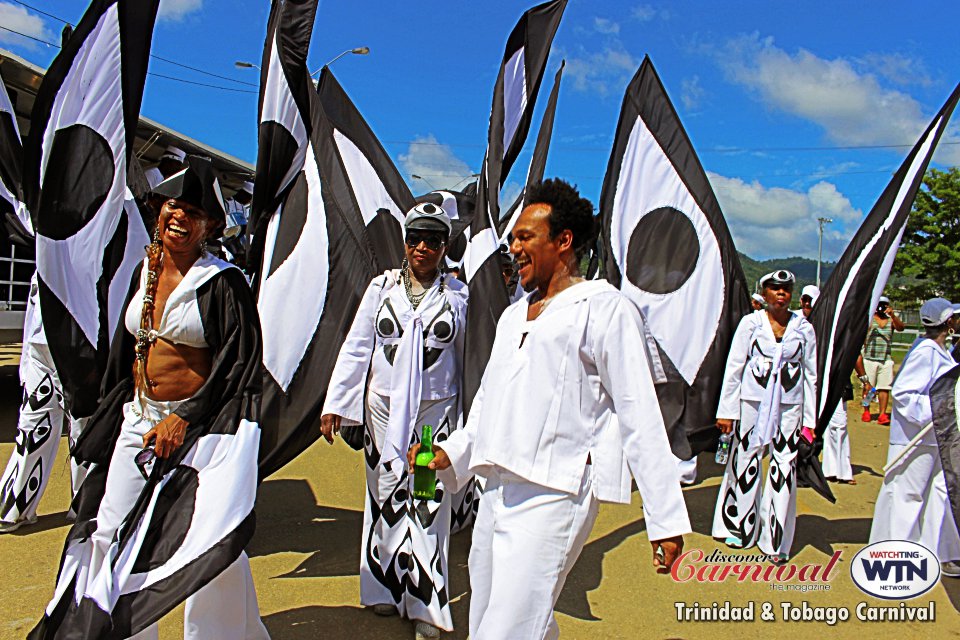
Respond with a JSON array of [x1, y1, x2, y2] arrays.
[[2, 159, 960, 638]]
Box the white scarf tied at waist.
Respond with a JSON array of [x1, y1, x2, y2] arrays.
[[382, 305, 430, 463], [750, 316, 798, 450]]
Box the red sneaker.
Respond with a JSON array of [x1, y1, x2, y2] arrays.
[[877, 413, 890, 426], [861, 410, 872, 422]]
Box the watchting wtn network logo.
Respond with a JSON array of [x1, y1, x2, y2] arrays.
[[850, 541, 940, 600]]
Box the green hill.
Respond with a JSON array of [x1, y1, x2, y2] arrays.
[[738, 253, 835, 293]]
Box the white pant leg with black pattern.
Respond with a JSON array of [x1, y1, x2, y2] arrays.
[[712, 400, 801, 556], [361, 391, 454, 631], [0, 340, 64, 525]]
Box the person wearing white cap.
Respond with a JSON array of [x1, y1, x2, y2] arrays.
[[799, 285, 856, 483], [319, 202, 467, 639], [143, 145, 187, 189], [750, 292, 765, 311], [869, 297, 960, 577], [712, 269, 818, 563], [858, 294, 904, 425]]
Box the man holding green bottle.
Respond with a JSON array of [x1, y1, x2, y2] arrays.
[[409, 179, 691, 639]]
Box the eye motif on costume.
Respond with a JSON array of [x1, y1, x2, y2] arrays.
[[28, 373, 55, 411], [747, 340, 772, 388], [376, 298, 457, 368], [779, 343, 803, 393], [376, 300, 403, 365], [423, 301, 457, 369]]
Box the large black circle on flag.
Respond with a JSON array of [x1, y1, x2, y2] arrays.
[[35, 124, 114, 240], [625, 207, 700, 294]]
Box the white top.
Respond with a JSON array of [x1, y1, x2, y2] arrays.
[[716, 310, 817, 428], [889, 338, 955, 446], [322, 270, 468, 426], [124, 253, 236, 348], [438, 280, 691, 540]]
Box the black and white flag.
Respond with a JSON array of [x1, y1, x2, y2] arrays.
[[498, 60, 564, 240], [255, 58, 391, 475], [22, 0, 156, 419], [248, 0, 318, 272], [810, 82, 960, 434], [930, 365, 960, 535], [462, 0, 566, 415], [599, 56, 751, 457], [317, 67, 410, 269], [0, 71, 30, 246]]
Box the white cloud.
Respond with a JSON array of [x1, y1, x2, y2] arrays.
[[563, 44, 639, 97], [593, 17, 620, 35], [857, 52, 932, 88], [399, 135, 476, 192], [713, 33, 960, 164], [158, 0, 203, 22], [680, 75, 704, 111], [0, 2, 54, 49], [708, 171, 861, 260], [631, 4, 668, 22]]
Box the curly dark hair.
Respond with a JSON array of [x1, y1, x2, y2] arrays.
[[524, 178, 597, 259]]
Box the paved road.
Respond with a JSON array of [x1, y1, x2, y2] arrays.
[[1, 349, 958, 638]]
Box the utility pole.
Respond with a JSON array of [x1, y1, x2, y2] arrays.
[[816, 217, 833, 288]]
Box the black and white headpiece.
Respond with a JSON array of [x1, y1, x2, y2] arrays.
[[759, 270, 796, 288], [153, 155, 227, 224], [405, 202, 451, 235]]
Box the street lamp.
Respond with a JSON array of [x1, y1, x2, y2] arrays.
[[411, 174, 437, 190], [453, 173, 481, 190], [234, 60, 260, 70], [310, 46, 370, 76], [816, 216, 833, 288]]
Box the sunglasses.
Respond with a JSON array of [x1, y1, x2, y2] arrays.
[[405, 233, 446, 251], [134, 446, 156, 480]]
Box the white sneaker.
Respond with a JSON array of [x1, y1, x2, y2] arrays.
[[0, 514, 37, 533], [414, 622, 440, 639], [941, 561, 960, 578]]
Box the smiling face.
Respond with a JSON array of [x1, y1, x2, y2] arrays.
[[510, 203, 572, 292], [158, 199, 218, 257]]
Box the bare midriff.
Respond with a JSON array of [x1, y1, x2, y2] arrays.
[[144, 338, 211, 401]]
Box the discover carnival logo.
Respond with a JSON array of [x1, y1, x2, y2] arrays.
[[850, 540, 941, 600]]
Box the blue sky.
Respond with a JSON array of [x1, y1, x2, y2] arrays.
[[2, 0, 959, 260]]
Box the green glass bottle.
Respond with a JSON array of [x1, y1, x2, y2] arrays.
[[413, 424, 436, 500]]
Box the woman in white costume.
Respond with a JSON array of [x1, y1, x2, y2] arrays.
[[870, 297, 960, 576], [712, 270, 817, 562], [320, 203, 468, 639], [32, 157, 268, 639]]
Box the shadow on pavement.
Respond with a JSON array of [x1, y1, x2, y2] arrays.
[[0, 364, 21, 444]]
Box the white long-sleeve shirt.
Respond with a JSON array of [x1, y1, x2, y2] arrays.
[[889, 338, 955, 446], [322, 270, 468, 425], [716, 310, 817, 428], [439, 280, 691, 541]]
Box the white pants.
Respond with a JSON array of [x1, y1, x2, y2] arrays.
[[468, 466, 599, 640], [870, 443, 960, 562], [675, 455, 697, 486], [0, 339, 88, 524], [94, 396, 268, 639], [821, 401, 852, 481], [712, 401, 801, 556]]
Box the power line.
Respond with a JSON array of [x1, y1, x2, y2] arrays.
[[0, 25, 257, 93], [7, 1, 257, 87]]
